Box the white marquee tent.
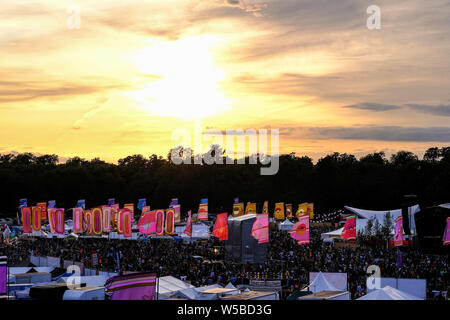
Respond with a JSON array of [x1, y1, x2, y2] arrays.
[[303, 272, 341, 293], [279, 219, 294, 231], [357, 286, 423, 300]]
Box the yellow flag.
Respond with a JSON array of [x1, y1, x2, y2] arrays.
[[232, 203, 244, 217], [245, 202, 256, 214], [263, 201, 268, 214], [286, 204, 293, 219], [296, 203, 314, 219], [274, 202, 285, 220]]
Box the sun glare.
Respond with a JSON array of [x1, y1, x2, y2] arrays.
[[130, 36, 230, 120]]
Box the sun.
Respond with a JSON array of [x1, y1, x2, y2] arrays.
[[130, 36, 231, 120]]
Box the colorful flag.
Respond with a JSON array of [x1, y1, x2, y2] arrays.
[[296, 203, 313, 219], [394, 216, 403, 246], [105, 272, 156, 300], [234, 197, 239, 204], [19, 199, 27, 208], [274, 202, 285, 220], [155, 209, 165, 236], [31, 206, 41, 231], [137, 199, 147, 211], [184, 210, 192, 237], [245, 202, 256, 215], [37, 202, 47, 220], [263, 201, 269, 214], [232, 203, 244, 217], [48, 200, 56, 209], [138, 211, 157, 235], [107, 198, 115, 206], [251, 213, 269, 243], [198, 202, 208, 221], [200, 198, 208, 204], [92, 207, 103, 235], [213, 213, 228, 241], [21, 207, 32, 233], [102, 206, 112, 233], [124, 203, 135, 222], [443, 217, 450, 246], [169, 198, 178, 207], [173, 204, 181, 223], [111, 204, 119, 229], [165, 208, 175, 235], [119, 208, 132, 238], [73, 207, 84, 233], [289, 215, 310, 245], [76, 199, 86, 210], [341, 215, 356, 240], [84, 210, 93, 235], [286, 204, 293, 219], [49, 208, 65, 234]]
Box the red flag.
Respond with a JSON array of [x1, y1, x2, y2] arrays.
[[342, 215, 356, 240], [184, 210, 192, 237], [213, 213, 228, 241]]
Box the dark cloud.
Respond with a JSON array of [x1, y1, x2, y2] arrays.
[[406, 104, 450, 117], [342, 102, 402, 112], [279, 126, 450, 142]]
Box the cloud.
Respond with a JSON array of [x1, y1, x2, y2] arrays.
[[342, 102, 402, 112], [279, 126, 450, 142], [406, 104, 450, 117]]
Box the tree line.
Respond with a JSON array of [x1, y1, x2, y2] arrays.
[[0, 146, 449, 218]]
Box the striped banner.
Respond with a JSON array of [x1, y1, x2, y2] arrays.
[[92, 207, 103, 235], [102, 206, 112, 233], [21, 207, 32, 233], [73, 207, 84, 233], [119, 209, 132, 238], [49, 208, 65, 234], [155, 210, 165, 236], [105, 272, 156, 300], [31, 206, 41, 231], [165, 209, 175, 235]]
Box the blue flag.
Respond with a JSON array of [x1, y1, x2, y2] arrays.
[[48, 200, 56, 209], [234, 197, 239, 204], [107, 198, 115, 206], [169, 198, 178, 208], [76, 199, 86, 209], [137, 198, 146, 211], [19, 199, 27, 208], [200, 198, 208, 204]]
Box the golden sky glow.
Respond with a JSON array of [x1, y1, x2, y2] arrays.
[[1, 0, 450, 162]]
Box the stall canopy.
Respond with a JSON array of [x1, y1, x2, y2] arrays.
[[278, 219, 294, 231], [357, 286, 423, 300], [157, 276, 194, 296], [303, 272, 340, 293]]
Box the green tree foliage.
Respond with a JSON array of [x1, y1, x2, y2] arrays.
[[0, 146, 449, 218]]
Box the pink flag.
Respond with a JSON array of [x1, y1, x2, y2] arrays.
[[73, 207, 84, 233], [444, 217, 450, 246], [184, 210, 193, 237], [213, 213, 228, 241], [394, 216, 403, 246], [251, 213, 269, 243], [341, 215, 356, 240], [49, 208, 65, 234], [137, 211, 157, 235], [289, 215, 309, 245]]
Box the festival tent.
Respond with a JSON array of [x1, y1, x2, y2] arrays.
[[302, 272, 340, 293], [175, 223, 211, 239], [278, 219, 294, 231], [157, 276, 195, 298], [357, 286, 423, 300], [439, 203, 450, 209], [224, 282, 240, 295], [344, 205, 420, 235]]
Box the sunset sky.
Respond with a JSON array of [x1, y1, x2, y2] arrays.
[[1, 0, 450, 162]]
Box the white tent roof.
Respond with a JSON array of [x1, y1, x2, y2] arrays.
[[304, 272, 340, 293], [344, 205, 420, 233], [357, 286, 423, 300], [280, 219, 294, 226], [157, 276, 194, 295], [439, 203, 450, 209]]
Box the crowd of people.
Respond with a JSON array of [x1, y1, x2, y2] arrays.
[[1, 223, 448, 300]]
